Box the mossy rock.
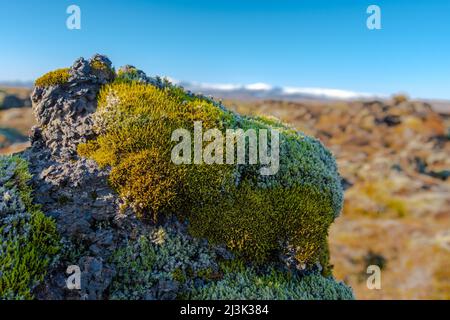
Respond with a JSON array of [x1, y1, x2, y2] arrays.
[[190, 267, 354, 300], [77, 68, 343, 270], [109, 228, 354, 300], [90, 59, 115, 81], [35, 68, 70, 88], [0, 155, 60, 299]]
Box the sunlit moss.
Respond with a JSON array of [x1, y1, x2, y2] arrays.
[[34, 68, 70, 87], [79, 77, 343, 270], [79, 81, 234, 219]]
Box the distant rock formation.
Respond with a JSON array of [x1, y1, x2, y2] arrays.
[[0, 89, 31, 109]]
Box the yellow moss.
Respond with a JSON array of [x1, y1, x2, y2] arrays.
[[109, 149, 185, 220], [35, 68, 70, 87], [79, 80, 342, 269], [90, 60, 115, 80], [79, 81, 234, 220], [90, 60, 109, 71], [189, 182, 334, 265]]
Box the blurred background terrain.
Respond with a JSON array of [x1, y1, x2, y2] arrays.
[[225, 96, 450, 300], [0, 86, 34, 154], [1, 84, 449, 299]]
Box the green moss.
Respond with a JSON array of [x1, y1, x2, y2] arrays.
[[197, 267, 214, 280], [35, 68, 70, 87], [0, 155, 60, 300], [109, 226, 218, 300], [172, 267, 187, 283], [190, 182, 334, 264], [79, 77, 343, 270], [318, 240, 333, 277], [79, 81, 234, 219], [109, 228, 353, 300], [189, 267, 354, 300]]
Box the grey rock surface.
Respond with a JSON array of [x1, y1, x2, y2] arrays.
[[20, 54, 234, 300], [22, 54, 149, 299]]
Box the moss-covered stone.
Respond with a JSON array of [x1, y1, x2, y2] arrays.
[[78, 69, 343, 270], [108, 226, 354, 300], [109, 225, 219, 300], [34, 68, 70, 88], [90, 59, 115, 81], [190, 267, 354, 300], [0, 155, 60, 299]]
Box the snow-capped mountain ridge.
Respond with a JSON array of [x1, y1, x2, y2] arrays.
[[175, 80, 381, 101]]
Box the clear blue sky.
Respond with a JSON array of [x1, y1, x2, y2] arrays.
[[0, 0, 449, 99]]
